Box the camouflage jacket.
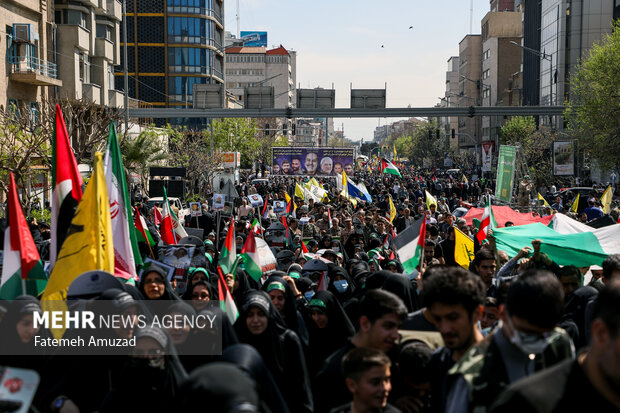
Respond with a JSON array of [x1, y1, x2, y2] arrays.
[[446, 326, 574, 413]]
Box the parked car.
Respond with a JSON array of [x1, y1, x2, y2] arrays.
[[550, 187, 600, 214], [147, 197, 190, 224]]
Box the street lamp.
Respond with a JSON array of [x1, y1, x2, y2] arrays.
[[509, 41, 553, 106]]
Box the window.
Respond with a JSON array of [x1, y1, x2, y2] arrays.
[[30, 102, 39, 124], [167, 17, 209, 44], [96, 24, 112, 40], [483, 49, 490, 60], [482, 69, 490, 80], [78, 51, 90, 83], [167, 47, 209, 73]]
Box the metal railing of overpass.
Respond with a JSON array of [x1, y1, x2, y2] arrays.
[[127, 105, 567, 119]]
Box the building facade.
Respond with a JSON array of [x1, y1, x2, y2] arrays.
[[1, 0, 62, 112], [54, 0, 122, 106], [114, 0, 225, 108], [480, 11, 522, 144], [225, 45, 296, 109], [457, 34, 482, 151]]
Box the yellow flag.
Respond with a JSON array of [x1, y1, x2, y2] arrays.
[[389, 196, 397, 223], [43, 152, 114, 301], [307, 177, 322, 189], [340, 189, 357, 207], [570, 193, 580, 213], [462, 174, 468, 184], [600, 186, 613, 214], [295, 183, 305, 199], [425, 190, 437, 209], [454, 227, 475, 269], [342, 170, 348, 196], [285, 192, 291, 204], [393, 146, 397, 159], [538, 193, 550, 207]]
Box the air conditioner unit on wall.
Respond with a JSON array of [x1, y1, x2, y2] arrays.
[[13, 24, 36, 43]]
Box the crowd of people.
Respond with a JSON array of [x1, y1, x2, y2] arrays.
[[1, 163, 620, 413]]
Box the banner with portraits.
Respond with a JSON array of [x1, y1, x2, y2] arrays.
[[272, 147, 355, 176]]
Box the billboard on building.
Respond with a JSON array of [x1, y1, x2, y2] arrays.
[[272, 147, 355, 177], [552, 141, 574, 176], [240, 31, 268, 47], [481, 141, 495, 172]]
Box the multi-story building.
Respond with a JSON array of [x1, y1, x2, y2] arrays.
[[1, 0, 62, 113], [480, 11, 522, 144], [225, 45, 296, 109], [114, 0, 225, 109], [295, 119, 323, 146], [440, 56, 460, 150], [457, 34, 482, 151], [373, 125, 388, 142], [518, 0, 618, 127]]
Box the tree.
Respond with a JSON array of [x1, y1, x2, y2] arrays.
[[407, 120, 445, 167], [566, 20, 620, 168], [207, 118, 262, 168], [500, 116, 558, 188], [120, 126, 169, 193]]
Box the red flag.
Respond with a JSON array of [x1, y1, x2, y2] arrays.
[[262, 196, 269, 219], [50, 104, 83, 266], [160, 197, 177, 245], [301, 240, 309, 254], [7, 173, 40, 277], [328, 208, 333, 229], [153, 206, 162, 225], [281, 216, 289, 242], [316, 271, 328, 292], [134, 207, 153, 245]]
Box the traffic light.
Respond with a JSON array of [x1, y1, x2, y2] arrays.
[[428, 130, 432, 139], [292, 123, 296, 135], [451, 129, 455, 139], [436, 129, 440, 139], [265, 123, 270, 136], [283, 123, 287, 135]]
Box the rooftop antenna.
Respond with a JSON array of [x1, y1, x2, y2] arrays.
[[469, 0, 473, 33], [236, 0, 240, 38]]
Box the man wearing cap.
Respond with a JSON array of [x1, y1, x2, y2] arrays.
[[340, 217, 354, 245]]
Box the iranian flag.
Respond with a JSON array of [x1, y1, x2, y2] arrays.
[[134, 207, 155, 246], [241, 229, 263, 282], [104, 122, 141, 279], [249, 218, 264, 235], [476, 196, 497, 244], [218, 219, 236, 274], [380, 158, 402, 177], [153, 206, 162, 226], [50, 104, 83, 267], [217, 266, 239, 324], [262, 196, 269, 219], [0, 173, 48, 299], [160, 188, 177, 245], [393, 215, 427, 274]]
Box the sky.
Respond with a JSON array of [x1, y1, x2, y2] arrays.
[[225, 0, 491, 142]]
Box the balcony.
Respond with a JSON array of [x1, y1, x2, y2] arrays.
[[108, 89, 124, 107], [95, 38, 114, 60], [105, 0, 122, 21], [83, 83, 101, 104], [8, 56, 63, 86], [58, 25, 90, 52]]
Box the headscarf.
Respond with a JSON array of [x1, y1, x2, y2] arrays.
[[222, 344, 291, 413], [261, 274, 309, 346], [305, 290, 355, 375], [176, 362, 260, 412], [138, 265, 181, 301], [0, 296, 51, 359]]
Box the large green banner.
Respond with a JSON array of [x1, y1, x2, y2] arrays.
[[495, 145, 516, 202]]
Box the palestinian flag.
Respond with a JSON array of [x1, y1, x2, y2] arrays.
[[393, 215, 426, 274], [50, 104, 83, 267], [241, 230, 263, 282], [104, 122, 141, 279], [301, 240, 309, 254], [218, 219, 236, 274], [160, 188, 177, 245], [380, 158, 402, 177], [476, 196, 497, 244], [134, 207, 155, 246], [0, 173, 47, 299], [285, 193, 296, 218], [262, 196, 269, 219], [217, 266, 239, 324]]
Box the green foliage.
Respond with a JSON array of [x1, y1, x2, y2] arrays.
[[500, 116, 557, 187], [407, 120, 445, 166], [28, 208, 51, 224], [273, 135, 290, 147], [120, 126, 168, 191], [566, 20, 620, 168], [207, 118, 261, 168], [500, 116, 536, 145]]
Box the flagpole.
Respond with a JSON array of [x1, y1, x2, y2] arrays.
[[21, 278, 27, 296], [146, 239, 155, 259]]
